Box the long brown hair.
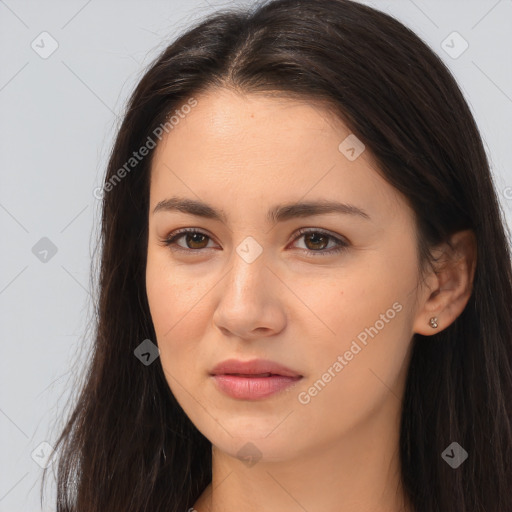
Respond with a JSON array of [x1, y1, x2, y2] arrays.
[[42, 0, 512, 510]]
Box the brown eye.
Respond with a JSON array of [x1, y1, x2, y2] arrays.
[[291, 228, 349, 257], [162, 229, 215, 252]]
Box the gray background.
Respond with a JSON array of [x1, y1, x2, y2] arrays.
[[1, 0, 511, 509]]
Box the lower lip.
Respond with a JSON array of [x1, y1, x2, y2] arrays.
[[211, 374, 302, 399]]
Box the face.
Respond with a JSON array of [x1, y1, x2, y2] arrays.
[[146, 87, 426, 462]]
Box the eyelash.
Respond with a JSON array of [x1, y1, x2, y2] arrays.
[[160, 227, 349, 257]]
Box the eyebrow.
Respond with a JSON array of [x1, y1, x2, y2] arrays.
[[152, 197, 371, 223]]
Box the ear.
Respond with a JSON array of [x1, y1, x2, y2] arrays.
[[412, 229, 477, 336]]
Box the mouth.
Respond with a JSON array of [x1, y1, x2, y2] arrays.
[[209, 359, 303, 400]]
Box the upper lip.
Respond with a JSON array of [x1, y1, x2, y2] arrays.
[[210, 358, 302, 378]]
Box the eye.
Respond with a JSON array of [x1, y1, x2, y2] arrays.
[[160, 228, 216, 253], [289, 228, 349, 256], [160, 227, 349, 257]]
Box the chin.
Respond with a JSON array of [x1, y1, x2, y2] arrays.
[[197, 415, 309, 464]]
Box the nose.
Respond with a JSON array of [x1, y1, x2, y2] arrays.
[[212, 247, 287, 340]]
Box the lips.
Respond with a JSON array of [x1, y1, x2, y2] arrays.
[[209, 358, 303, 399], [210, 358, 302, 378]]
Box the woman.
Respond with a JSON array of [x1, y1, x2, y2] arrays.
[[43, 0, 512, 510]]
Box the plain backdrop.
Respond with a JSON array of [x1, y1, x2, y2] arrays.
[[0, 0, 511, 509]]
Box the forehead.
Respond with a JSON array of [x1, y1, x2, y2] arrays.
[[154, 88, 347, 159], [149, 88, 408, 223]]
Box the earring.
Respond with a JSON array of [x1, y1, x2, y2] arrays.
[[429, 317, 438, 329]]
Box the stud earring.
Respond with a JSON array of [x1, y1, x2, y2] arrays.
[[429, 317, 438, 329]]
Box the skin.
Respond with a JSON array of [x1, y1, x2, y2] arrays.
[[145, 87, 476, 512]]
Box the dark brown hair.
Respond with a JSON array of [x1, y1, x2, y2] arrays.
[[42, 0, 512, 510]]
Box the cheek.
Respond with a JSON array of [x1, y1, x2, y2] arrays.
[[294, 255, 414, 356], [145, 253, 199, 368], [146, 246, 209, 332], [293, 289, 412, 443], [294, 248, 417, 412]]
